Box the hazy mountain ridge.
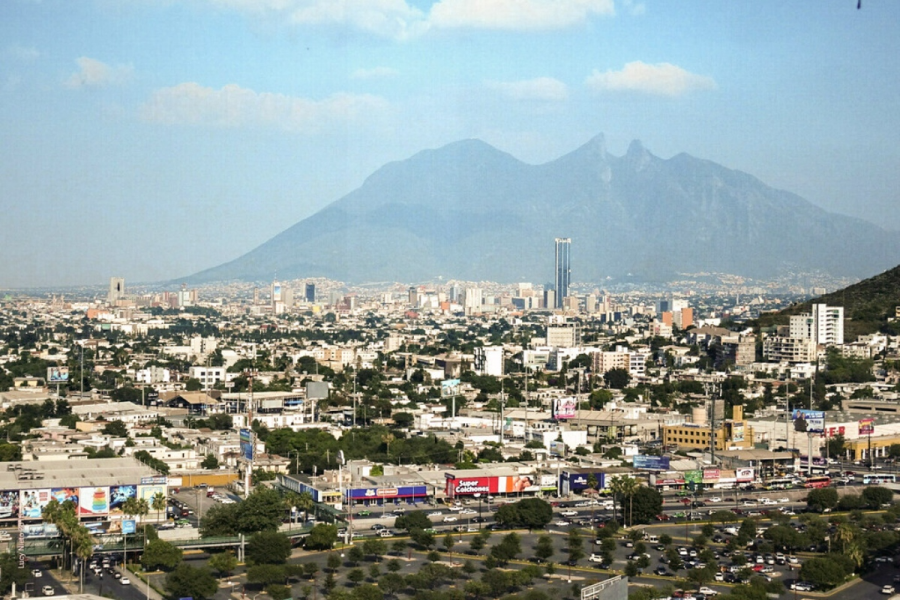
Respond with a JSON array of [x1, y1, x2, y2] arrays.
[[185, 134, 900, 285]]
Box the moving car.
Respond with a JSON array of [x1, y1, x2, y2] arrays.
[[882, 585, 895, 595], [442, 516, 457, 523], [120, 577, 131, 585], [41, 586, 54, 596]]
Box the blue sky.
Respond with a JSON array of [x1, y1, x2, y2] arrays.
[[2, 0, 898, 288]]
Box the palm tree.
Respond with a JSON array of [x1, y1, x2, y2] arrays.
[[297, 490, 315, 524], [122, 497, 150, 566], [151, 491, 167, 523], [843, 541, 864, 571], [834, 522, 856, 553], [382, 432, 395, 457], [608, 476, 624, 525], [283, 491, 301, 529], [586, 473, 599, 529], [611, 476, 639, 528]]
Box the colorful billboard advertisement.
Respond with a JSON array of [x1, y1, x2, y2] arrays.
[[138, 484, 166, 504], [562, 471, 606, 492], [51, 488, 79, 508], [140, 476, 167, 486], [46, 367, 69, 383], [122, 520, 136, 535], [792, 409, 825, 434], [859, 418, 875, 436], [732, 423, 745, 443], [0, 491, 19, 519], [347, 486, 428, 500], [444, 475, 541, 496], [78, 487, 109, 516], [736, 468, 754, 482], [440, 379, 461, 397], [684, 470, 702, 485], [632, 455, 671, 470], [109, 485, 137, 515], [20, 489, 52, 519], [553, 397, 577, 419], [240, 428, 253, 461], [702, 468, 721, 481]]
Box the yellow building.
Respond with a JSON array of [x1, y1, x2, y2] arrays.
[[663, 405, 754, 452]]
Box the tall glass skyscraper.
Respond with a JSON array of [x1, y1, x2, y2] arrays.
[[554, 237, 571, 308]]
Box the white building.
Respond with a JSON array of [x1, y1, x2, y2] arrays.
[[474, 346, 504, 377], [789, 304, 844, 346]]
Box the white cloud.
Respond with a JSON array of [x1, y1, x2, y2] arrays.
[[621, 0, 645, 16], [139, 82, 389, 133], [6, 44, 40, 61], [64, 57, 133, 89], [208, 0, 427, 40], [204, 0, 613, 38], [429, 0, 614, 30], [351, 66, 399, 80], [585, 61, 716, 97], [486, 77, 568, 101]]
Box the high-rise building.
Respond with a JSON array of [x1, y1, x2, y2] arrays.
[[789, 303, 844, 346], [305, 283, 316, 303], [554, 238, 571, 309], [108, 277, 125, 305]]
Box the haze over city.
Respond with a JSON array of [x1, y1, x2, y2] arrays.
[[2, 1, 899, 288]]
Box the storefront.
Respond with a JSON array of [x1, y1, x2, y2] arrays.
[[347, 485, 429, 506]]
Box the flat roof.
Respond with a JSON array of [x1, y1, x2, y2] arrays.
[[0, 458, 159, 489]]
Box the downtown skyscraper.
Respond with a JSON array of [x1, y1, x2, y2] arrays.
[[554, 237, 571, 308]]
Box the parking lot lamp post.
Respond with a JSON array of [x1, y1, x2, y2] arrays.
[[474, 493, 482, 530]]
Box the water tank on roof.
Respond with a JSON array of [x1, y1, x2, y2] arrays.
[[692, 406, 708, 426]]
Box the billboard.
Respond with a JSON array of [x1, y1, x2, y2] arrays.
[[564, 471, 606, 492], [306, 381, 329, 400], [632, 455, 671, 470], [141, 476, 167, 486], [445, 476, 496, 496], [792, 409, 825, 434], [78, 487, 109, 516], [732, 423, 745, 443], [122, 520, 136, 535], [859, 418, 875, 436], [736, 468, 754, 482], [684, 470, 702, 485], [702, 468, 721, 481], [46, 367, 69, 383], [553, 397, 577, 419], [109, 485, 137, 515], [441, 379, 461, 397], [0, 491, 19, 520], [51, 487, 79, 509], [240, 428, 253, 461], [138, 484, 166, 504], [20, 489, 53, 519], [348, 486, 427, 500]]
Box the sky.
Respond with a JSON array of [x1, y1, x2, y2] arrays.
[[2, 0, 899, 289]]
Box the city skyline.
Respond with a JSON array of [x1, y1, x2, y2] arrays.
[[2, 2, 900, 288]]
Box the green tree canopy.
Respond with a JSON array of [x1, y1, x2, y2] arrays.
[[164, 564, 218, 600]]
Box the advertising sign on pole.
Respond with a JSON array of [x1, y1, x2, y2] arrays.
[[240, 428, 254, 461], [859, 418, 875, 436], [122, 519, 136, 535], [632, 455, 671, 470], [46, 367, 69, 383], [441, 379, 461, 398], [553, 397, 577, 419], [792, 409, 825, 434]]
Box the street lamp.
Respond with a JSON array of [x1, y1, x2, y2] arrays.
[[473, 493, 483, 530]]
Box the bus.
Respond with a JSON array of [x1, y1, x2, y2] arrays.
[[804, 476, 831, 489], [863, 474, 897, 485], [765, 478, 795, 490]]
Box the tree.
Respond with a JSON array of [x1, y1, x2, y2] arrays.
[[686, 566, 714, 589], [0, 552, 31, 594], [347, 545, 365, 566], [378, 573, 405, 598], [800, 556, 850, 589], [566, 529, 584, 563], [604, 368, 631, 389], [470, 534, 486, 553], [442, 532, 456, 554], [347, 568, 365, 586], [489, 532, 522, 566], [102, 420, 129, 437], [327, 552, 342, 572], [629, 486, 662, 525], [201, 454, 219, 469], [394, 510, 431, 532], [534, 534, 555, 562], [247, 564, 286, 586], [862, 486, 893, 509], [624, 561, 638, 577], [410, 529, 435, 550], [247, 530, 292, 565], [208, 550, 238, 576], [362, 538, 387, 562], [141, 539, 183, 571], [807, 488, 839, 512], [265, 584, 292, 600], [305, 523, 338, 550], [151, 491, 167, 524], [493, 497, 553, 530], [165, 564, 218, 600]]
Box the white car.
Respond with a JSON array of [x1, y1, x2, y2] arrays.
[[708, 497, 722, 503], [120, 578, 131, 586], [442, 516, 457, 523], [429, 511, 442, 517], [32, 569, 42, 578], [41, 587, 54, 596], [447, 505, 463, 512], [777, 497, 790, 503], [697, 587, 718, 596], [461, 509, 477, 515], [589, 554, 605, 562], [560, 510, 578, 517], [882, 585, 896, 595]]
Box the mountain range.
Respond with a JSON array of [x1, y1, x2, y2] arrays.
[[185, 134, 900, 285]]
